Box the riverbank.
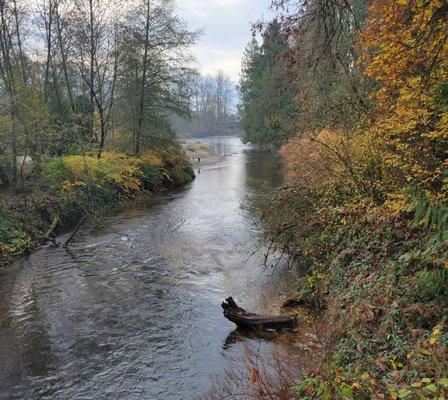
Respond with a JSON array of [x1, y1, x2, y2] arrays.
[[260, 197, 448, 398], [0, 148, 194, 265], [206, 196, 448, 398]]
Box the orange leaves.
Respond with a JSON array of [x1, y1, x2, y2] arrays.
[[280, 130, 349, 186], [249, 367, 260, 384], [280, 127, 387, 204]]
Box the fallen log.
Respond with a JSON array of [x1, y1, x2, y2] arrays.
[[221, 297, 297, 330]]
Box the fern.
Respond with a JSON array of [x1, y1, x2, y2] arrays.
[[407, 186, 448, 242]]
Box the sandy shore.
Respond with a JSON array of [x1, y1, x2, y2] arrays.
[[182, 139, 227, 167]]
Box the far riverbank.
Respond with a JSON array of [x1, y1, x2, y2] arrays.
[[0, 147, 194, 266], [182, 138, 229, 167]]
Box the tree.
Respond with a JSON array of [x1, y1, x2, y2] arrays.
[[116, 0, 198, 154], [361, 0, 448, 198], [185, 71, 235, 136], [0, 0, 198, 186], [71, 0, 122, 157], [239, 20, 295, 150]]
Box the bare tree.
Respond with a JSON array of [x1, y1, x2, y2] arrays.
[[118, 0, 198, 154], [189, 71, 235, 136], [72, 0, 121, 157]]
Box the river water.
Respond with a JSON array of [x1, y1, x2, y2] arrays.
[[0, 137, 300, 400]]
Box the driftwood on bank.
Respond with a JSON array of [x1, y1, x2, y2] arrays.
[[221, 297, 297, 330]]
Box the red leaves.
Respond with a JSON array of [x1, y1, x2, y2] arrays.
[[375, 359, 388, 373]]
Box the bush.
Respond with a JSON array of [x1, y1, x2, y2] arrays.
[[145, 147, 195, 188], [0, 211, 32, 256], [43, 149, 193, 196], [42, 157, 71, 184], [139, 163, 163, 191]]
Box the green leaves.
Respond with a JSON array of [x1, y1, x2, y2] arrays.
[[403, 377, 448, 398], [435, 81, 448, 112], [426, 383, 438, 393], [339, 384, 354, 398], [407, 186, 448, 243], [292, 378, 331, 400]]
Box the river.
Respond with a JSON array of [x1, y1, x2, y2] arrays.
[[0, 137, 301, 400]]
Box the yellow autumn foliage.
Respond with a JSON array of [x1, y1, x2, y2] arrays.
[[281, 0, 448, 211], [281, 130, 348, 187], [43, 148, 194, 202], [360, 0, 448, 200], [61, 152, 143, 194], [281, 128, 386, 203]]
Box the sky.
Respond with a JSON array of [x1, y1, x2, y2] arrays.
[[178, 0, 274, 83]]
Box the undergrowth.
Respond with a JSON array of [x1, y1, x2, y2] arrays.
[[265, 193, 448, 399]]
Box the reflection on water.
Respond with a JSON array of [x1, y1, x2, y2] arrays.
[[222, 328, 281, 351], [0, 137, 299, 400]]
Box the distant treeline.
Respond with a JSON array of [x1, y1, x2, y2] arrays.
[[173, 71, 241, 138]]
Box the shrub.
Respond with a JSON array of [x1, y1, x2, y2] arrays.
[[0, 211, 32, 257], [147, 147, 195, 188], [43, 156, 72, 184], [139, 163, 163, 191]]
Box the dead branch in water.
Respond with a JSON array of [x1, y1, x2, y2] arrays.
[[40, 215, 60, 246], [63, 215, 87, 249]]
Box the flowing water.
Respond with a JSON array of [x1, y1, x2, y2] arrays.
[[0, 137, 301, 400]]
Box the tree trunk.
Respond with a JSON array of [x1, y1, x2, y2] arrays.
[[11, 0, 27, 83], [89, 0, 96, 142], [43, 0, 54, 101], [134, 0, 151, 156], [64, 215, 87, 248], [55, 5, 75, 110]]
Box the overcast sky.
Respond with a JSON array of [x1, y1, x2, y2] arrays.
[[178, 0, 274, 83]]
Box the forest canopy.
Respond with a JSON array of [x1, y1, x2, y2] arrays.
[[240, 0, 448, 209]]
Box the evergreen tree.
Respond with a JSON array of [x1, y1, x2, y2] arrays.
[[238, 20, 295, 150]]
